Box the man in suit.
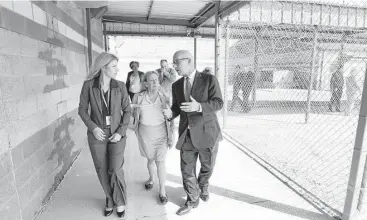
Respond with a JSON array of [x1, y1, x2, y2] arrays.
[[163, 50, 223, 216]]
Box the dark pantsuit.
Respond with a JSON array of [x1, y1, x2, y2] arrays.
[[180, 131, 218, 205], [88, 128, 127, 207]]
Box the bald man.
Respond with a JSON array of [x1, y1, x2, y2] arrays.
[[163, 50, 223, 215]]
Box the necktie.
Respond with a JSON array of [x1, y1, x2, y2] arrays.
[[184, 77, 191, 102]]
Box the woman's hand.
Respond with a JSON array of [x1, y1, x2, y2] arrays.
[[92, 127, 106, 141], [109, 133, 122, 143]]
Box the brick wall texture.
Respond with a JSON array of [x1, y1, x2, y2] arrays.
[[0, 1, 103, 220]]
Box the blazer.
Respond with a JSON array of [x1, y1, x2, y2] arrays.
[[171, 71, 223, 150], [131, 90, 174, 148], [78, 75, 131, 137]]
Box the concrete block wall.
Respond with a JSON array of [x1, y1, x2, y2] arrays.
[[0, 1, 103, 220]]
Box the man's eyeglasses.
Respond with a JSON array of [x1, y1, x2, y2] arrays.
[[172, 58, 189, 66]]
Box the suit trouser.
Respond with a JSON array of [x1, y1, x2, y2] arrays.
[[88, 128, 127, 206], [180, 130, 219, 205]]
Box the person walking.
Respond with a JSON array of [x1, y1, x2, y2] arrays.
[[78, 52, 131, 218]]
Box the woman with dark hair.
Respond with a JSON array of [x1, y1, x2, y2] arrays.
[[78, 52, 131, 218], [126, 61, 145, 100]]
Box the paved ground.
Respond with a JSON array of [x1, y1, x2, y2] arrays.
[[223, 112, 358, 215], [35, 129, 334, 220]]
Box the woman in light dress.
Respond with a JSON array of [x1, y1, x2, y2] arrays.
[[131, 71, 174, 204]]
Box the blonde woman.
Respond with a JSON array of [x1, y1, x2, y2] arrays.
[[78, 52, 131, 218], [131, 71, 174, 204]]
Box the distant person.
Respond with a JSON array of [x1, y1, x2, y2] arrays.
[[229, 65, 244, 111], [345, 68, 361, 115], [126, 61, 145, 100], [242, 70, 255, 112], [156, 59, 177, 104], [328, 65, 344, 112]]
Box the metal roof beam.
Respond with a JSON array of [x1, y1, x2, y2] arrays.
[[193, 1, 250, 28], [147, 0, 154, 20], [189, 2, 216, 24], [90, 6, 108, 19], [106, 31, 215, 38], [103, 16, 194, 27]]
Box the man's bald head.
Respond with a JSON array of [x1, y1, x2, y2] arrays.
[[173, 50, 193, 61], [173, 50, 195, 77]]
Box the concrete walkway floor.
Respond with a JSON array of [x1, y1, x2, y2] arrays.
[[35, 129, 334, 220]]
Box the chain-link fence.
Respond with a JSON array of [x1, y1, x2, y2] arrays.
[[221, 21, 367, 218]]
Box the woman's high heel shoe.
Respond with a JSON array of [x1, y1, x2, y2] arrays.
[[104, 208, 113, 217], [117, 206, 125, 218], [104, 198, 113, 217]]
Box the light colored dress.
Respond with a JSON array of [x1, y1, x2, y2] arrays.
[[136, 93, 168, 161]]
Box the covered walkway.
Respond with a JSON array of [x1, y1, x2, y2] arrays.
[[35, 129, 332, 220]]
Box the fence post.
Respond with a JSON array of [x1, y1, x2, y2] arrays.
[[305, 27, 318, 123], [342, 65, 367, 220], [223, 23, 230, 129], [252, 27, 260, 104], [318, 50, 325, 90]]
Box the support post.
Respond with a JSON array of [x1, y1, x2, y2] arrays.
[[214, 1, 220, 78], [342, 65, 367, 220], [194, 37, 197, 69], [86, 8, 92, 67], [103, 22, 108, 52], [223, 23, 230, 129], [318, 50, 325, 90], [305, 27, 318, 123]]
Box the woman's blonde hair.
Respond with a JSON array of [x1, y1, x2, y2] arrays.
[[87, 52, 119, 80], [144, 71, 159, 82]]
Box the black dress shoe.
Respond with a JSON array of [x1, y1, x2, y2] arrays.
[[200, 193, 209, 202], [176, 200, 199, 216]]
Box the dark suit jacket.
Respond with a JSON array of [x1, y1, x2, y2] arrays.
[[171, 71, 223, 150], [78, 75, 131, 137]]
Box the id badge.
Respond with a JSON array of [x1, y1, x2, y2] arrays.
[[106, 116, 111, 126]]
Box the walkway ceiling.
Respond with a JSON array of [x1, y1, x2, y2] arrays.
[[101, 0, 247, 28], [77, 1, 367, 39]]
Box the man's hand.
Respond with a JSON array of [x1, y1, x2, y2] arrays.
[[180, 96, 201, 112], [92, 127, 106, 141], [109, 133, 122, 143], [163, 108, 173, 119]]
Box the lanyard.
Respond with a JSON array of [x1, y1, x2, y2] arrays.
[[101, 88, 110, 115]]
